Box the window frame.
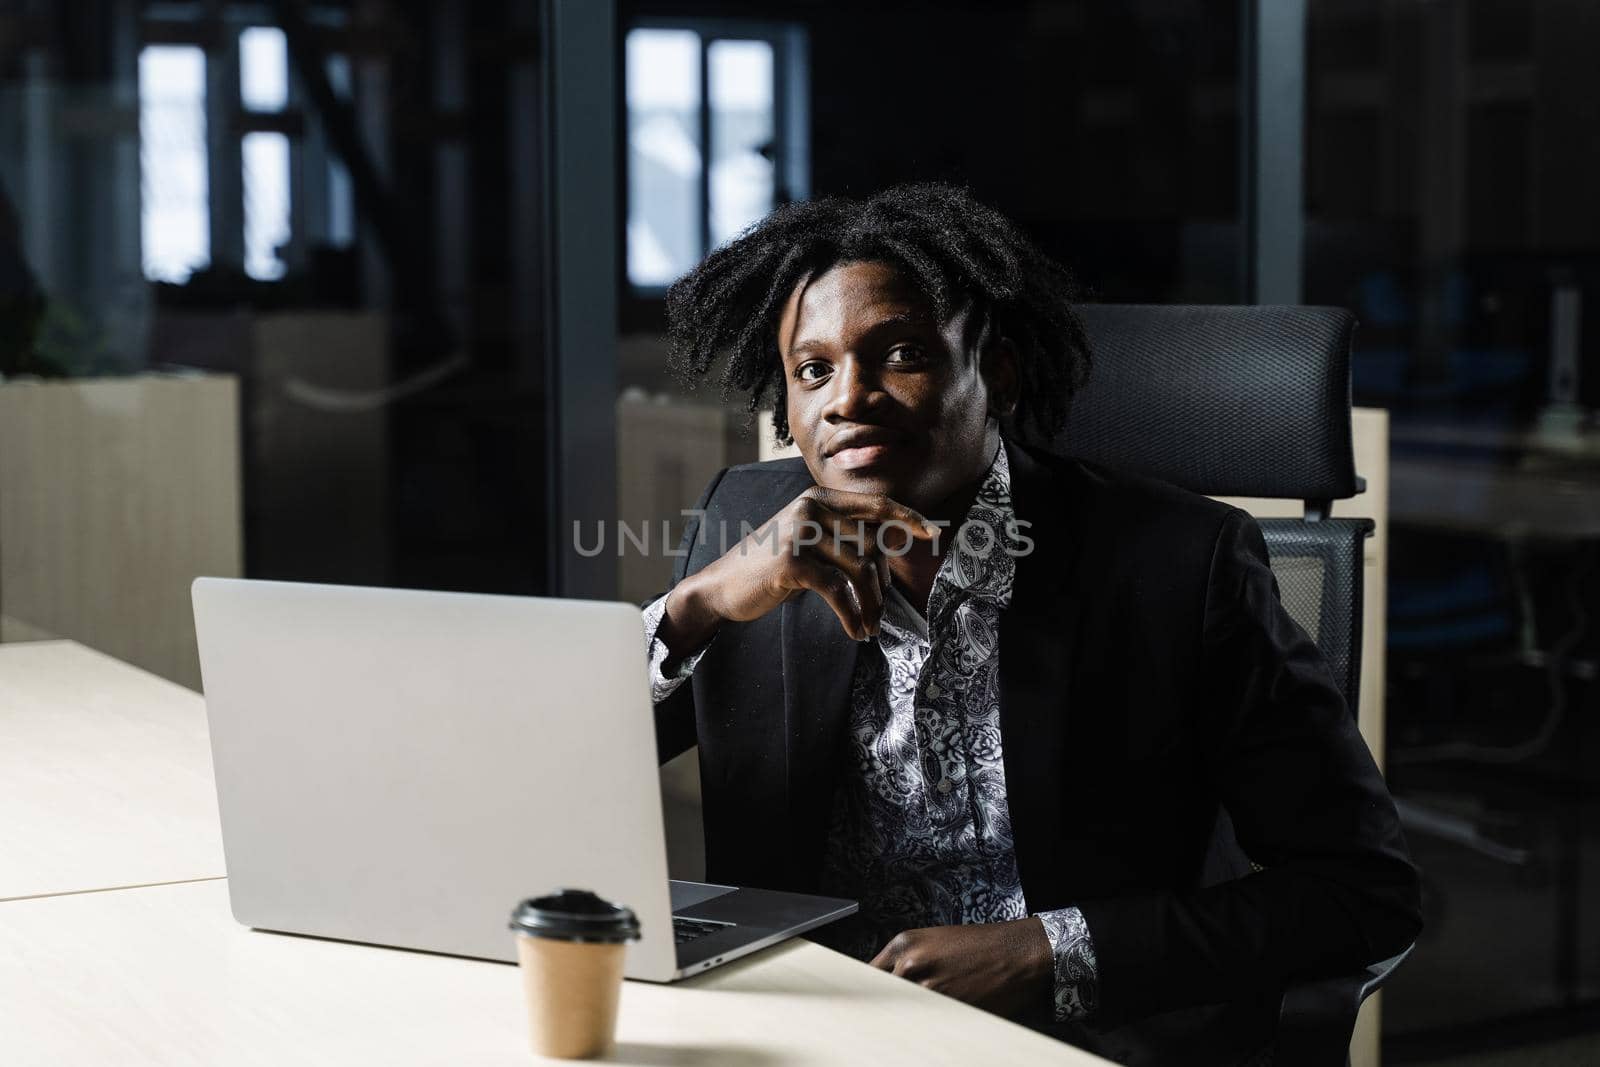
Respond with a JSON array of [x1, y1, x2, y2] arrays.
[[137, 2, 354, 286], [619, 16, 809, 320]]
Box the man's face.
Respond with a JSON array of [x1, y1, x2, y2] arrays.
[[777, 260, 1008, 515]]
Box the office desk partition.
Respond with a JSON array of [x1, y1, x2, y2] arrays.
[[0, 640, 1109, 1065]]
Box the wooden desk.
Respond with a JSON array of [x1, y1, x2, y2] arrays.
[[0, 640, 226, 901], [0, 641, 1108, 1065], [0, 879, 1103, 1066]]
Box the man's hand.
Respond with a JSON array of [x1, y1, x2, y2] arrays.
[[868, 919, 1054, 1019], [658, 486, 939, 657]]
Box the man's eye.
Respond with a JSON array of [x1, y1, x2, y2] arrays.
[[885, 345, 925, 364], [796, 361, 830, 382]]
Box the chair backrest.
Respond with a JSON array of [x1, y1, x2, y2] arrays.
[[1059, 306, 1400, 1057], [1054, 304, 1361, 512], [1055, 303, 1372, 716], [1258, 518, 1372, 717]]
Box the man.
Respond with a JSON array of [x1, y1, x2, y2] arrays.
[[641, 184, 1420, 1064]]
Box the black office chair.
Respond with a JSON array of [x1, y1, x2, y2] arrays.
[[1048, 303, 1412, 1067]]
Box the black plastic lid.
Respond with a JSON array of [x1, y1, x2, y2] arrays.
[[509, 889, 641, 944]]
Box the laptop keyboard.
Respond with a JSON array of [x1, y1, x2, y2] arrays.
[[673, 916, 733, 945]]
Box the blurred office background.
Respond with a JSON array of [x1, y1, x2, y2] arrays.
[[1, 1, 1597, 1062]]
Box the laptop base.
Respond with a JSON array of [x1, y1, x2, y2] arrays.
[[667, 880, 857, 978]]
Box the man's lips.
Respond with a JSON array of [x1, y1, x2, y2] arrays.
[[831, 443, 902, 470], [825, 428, 912, 470]]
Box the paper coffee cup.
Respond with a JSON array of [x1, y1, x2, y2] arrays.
[[509, 889, 641, 1059]]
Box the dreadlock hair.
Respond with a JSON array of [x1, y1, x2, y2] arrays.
[[664, 182, 1092, 446]]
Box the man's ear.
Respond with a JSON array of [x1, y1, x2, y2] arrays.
[[981, 337, 1019, 418]]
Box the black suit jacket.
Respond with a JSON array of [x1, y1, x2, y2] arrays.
[[652, 438, 1421, 1060]]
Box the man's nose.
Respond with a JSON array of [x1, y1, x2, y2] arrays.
[[822, 357, 885, 422]]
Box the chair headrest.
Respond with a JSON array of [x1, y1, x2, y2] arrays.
[[1047, 304, 1360, 501]]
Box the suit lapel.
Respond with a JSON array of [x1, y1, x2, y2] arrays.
[[780, 591, 859, 889], [998, 439, 1085, 902], [770, 440, 1085, 897]]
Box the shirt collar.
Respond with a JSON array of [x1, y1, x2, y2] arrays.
[[878, 442, 1020, 643], [936, 441, 1019, 602]]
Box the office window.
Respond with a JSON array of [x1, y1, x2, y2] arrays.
[[323, 54, 356, 248], [242, 130, 291, 281], [1303, 0, 1600, 1042], [625, 23, 806, 290], [138, 45, 210, 284], [626, 29, 701, 287], [137, 19, 354, 284], [707, 40, 775, 248], [240, 26, 289, 112], [240, 27, 291, 281]]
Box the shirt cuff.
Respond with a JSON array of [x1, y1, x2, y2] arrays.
[[1035, 907, 1100, 1021], [641, 593, 712, 703]]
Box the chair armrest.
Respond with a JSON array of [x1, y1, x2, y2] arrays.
[[1273, 944, 1415, 1067]]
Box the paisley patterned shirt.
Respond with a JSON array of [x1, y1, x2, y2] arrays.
[[642, 446, 1098, 1021]]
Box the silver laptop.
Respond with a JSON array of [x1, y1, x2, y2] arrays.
[[191, 577, 855, 981]]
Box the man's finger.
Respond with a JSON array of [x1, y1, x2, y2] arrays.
[[795, 561, 869, 641], [852, 554, 886, 636], [804, 487, 940, 538], [807, 540, 885, 636]]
